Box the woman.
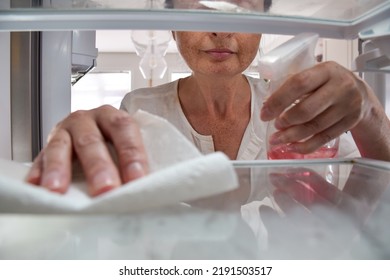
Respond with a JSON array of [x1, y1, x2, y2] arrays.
[[26, 31, 390, 196], [121, 31, 264, 160]]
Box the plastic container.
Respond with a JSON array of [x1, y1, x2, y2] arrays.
[[259, 33, 339, 160]]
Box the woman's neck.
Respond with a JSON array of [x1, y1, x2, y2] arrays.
[[177, 73, 252, 160], [178, 74, 251, 118]]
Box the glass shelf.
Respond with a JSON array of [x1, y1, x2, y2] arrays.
[[0, 0, 389, 39], [1, 157, 390, 259]]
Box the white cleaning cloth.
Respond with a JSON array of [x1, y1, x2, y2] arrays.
[[0, 110, 238, 214]]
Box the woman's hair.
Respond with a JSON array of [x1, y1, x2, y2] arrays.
[[165, 1, 273, 12]]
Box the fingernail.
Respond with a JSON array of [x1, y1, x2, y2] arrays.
[[41, 170, 63, 191], [92, 171, 115, 195], [125, 162, 145, 181], [26, 168, 41, 185], [274, 118, 286, 130], [269, 134, 282, 145]]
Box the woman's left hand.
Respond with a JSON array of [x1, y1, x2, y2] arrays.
[[260, 61, 390, 159]]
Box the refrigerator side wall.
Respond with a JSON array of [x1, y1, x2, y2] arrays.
[[8, 0, 43, 162], [0, 32, 11, 160], [40, 31, 72, 147]]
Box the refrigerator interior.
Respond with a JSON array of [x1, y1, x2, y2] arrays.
[[0, 0, 390, 260]]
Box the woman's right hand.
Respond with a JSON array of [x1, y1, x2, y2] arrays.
[[25, 105, 149, 197]]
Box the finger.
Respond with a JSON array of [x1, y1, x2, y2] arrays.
[[66, 110, 121, 197], [286, 117, 354, 154], [25, 152, 43, 186], [270, 168, 344, 208], [274, 88, 335, 131], [284, 168, 345, 204], [269, 106, 342, 146], [96, 106, 149, 183], [274, 72, 363, 131], [269, 171, 331, 208], [261, 63, 330, 121], [31, 129, 72, 194], [286, 166, 384, 225]]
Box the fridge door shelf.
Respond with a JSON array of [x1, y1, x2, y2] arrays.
[[354, 17, 390, 72]]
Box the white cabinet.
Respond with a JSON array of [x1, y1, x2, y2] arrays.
[[323, 39, 359, 70]]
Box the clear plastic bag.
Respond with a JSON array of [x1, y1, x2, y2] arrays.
[[259, 33, 339, 159]]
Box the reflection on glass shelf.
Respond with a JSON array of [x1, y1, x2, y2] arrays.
[[1, 158, 390, 259]]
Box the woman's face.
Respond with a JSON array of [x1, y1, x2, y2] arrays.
[[173, 31, 261, 77]]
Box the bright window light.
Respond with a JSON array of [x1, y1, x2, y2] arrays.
[[171, 72, 191, 81], [71, 72, 131, 111]]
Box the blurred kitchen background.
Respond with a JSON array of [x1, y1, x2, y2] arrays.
[[72, 30, 355, 112]]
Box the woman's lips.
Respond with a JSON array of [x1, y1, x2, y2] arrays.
[[205, 49, 235, 60]]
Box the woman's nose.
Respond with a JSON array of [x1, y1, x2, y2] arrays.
[[211, 32, 233, 38]]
